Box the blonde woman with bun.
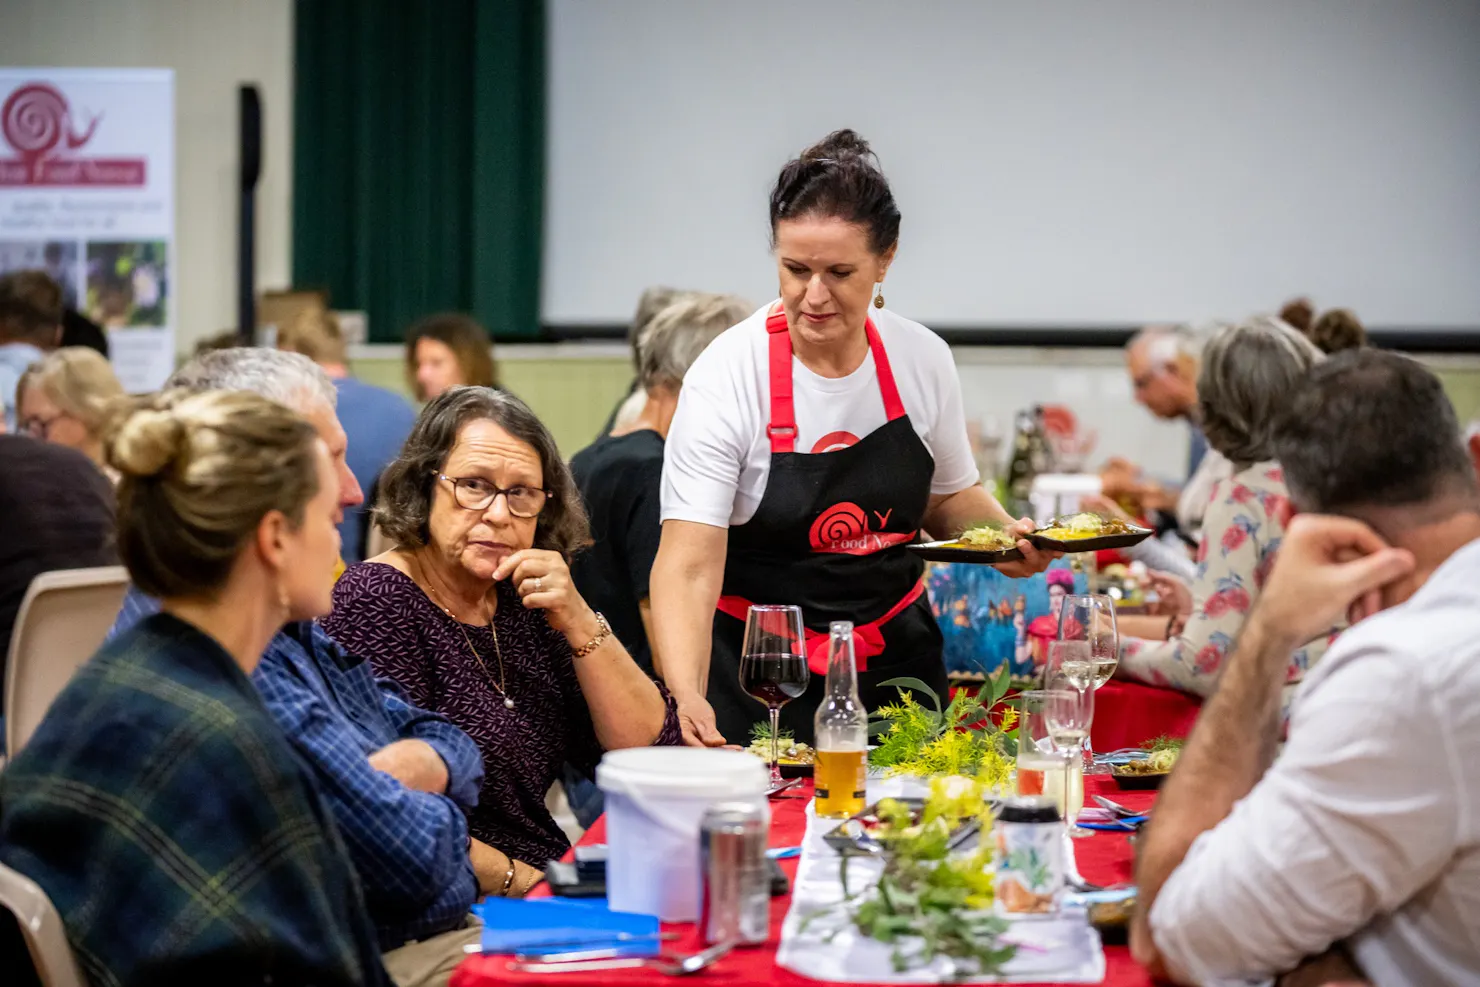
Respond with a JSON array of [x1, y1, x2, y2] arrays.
[[0, 389, 390, 987], [16, 346, 126, 475]]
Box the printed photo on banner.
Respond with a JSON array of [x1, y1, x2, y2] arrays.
[[0, 239, 79, 307], [86, 240, 167, 328]]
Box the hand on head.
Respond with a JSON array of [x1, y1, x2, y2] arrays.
[[1249, 514, 1415, 646]]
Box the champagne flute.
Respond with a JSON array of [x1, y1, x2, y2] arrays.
[[1058, 594, 1118, 774], [1043, 674, 1095, 838], [738, 604, 809, 788]]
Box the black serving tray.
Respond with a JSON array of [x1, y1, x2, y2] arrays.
[[908, 540, 1025, 565], [1027, 526, 1154, 554]]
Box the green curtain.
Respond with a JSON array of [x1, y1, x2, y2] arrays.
[[292, 0, 545, 342]]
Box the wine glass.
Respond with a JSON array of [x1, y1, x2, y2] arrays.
[[1058, 594, 1118, 774], [1043, 661, 1095, 838], [738, 604, 809, 788]]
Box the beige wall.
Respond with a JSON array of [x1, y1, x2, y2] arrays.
[[350, 345, 1480, 463], [0, 0, 295, 355]]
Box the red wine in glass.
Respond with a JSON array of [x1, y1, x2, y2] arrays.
[[739, 604, 809, 787], [740, 653, 809, 706]]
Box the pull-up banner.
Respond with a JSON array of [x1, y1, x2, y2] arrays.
[[0, 68, 175, 391]]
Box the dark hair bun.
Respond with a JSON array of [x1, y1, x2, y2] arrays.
[[771, 129, 900, 254], [799, 128, 875, 164]]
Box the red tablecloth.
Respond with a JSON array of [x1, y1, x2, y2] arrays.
[[1090, 680, 1200, 753], [452, 777, 1156, 987]]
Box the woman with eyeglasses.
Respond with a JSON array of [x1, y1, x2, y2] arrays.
[[16, 346, 126, 477], [323, 387, 680, 891]]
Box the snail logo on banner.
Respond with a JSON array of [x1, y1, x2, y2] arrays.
[[0, 83, 146, 187], [0, 68, 174, 391]]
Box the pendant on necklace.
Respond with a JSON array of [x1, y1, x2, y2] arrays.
[[503, 697, 516, 710]]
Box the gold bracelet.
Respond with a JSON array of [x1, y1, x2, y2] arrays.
[[573, 612, 612, 659], [499, 861, 517, 896]]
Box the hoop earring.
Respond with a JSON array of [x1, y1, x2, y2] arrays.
[[873, 284, 885, 309]]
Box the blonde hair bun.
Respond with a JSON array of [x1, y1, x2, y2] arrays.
[[109, 403, 187, 478]]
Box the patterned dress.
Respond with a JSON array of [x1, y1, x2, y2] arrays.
[[323, 563, 682, 866], [1120, 462, 1325, 699]]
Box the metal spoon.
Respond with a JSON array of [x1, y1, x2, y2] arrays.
[[508, 941, 733, 976]]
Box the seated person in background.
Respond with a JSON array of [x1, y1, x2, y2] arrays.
[[17, 347, 127, 478], [404, 313, 498, 402], [324, 387, 683, 876], [59, 307, 109, 357], [1116, 317, 1327, 702], [279, 306, 416, 562], [1133, 349, 1480, 986], [0, 435, 115, 685], [1113, 322, 1234, 543], [108, 348, 484, 987], [0, 389, 388, 987], [571, 292, 752, 678], [1277, 296, 1315, 337], [0, 270, 63, 432], [599, 284, 688, 438]]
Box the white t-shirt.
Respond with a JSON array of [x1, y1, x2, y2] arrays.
[[661, 303, 980, 528]]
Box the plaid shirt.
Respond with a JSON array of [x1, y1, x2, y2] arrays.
[[112, 585, 483, 950], [0, 612, 389, 987]]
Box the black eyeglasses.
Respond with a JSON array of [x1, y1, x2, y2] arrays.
[[19, 413, 65, 439], [431, 471, 551, 518]]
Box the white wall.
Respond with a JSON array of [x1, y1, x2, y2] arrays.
[[546, 0, 1480, 329], [0, 0, 294, 353]]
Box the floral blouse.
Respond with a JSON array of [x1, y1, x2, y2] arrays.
[[1120, 462, 1325, 699]]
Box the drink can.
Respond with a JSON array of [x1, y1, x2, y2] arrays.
[[993, 795, 1064, 917], [698, 802, 770, 945]]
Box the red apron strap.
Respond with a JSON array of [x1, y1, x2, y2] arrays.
[[765, 304, 797, 454], [864, 316, 907, 422], [717, 579, 927, 677]]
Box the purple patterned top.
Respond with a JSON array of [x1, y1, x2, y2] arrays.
[[323, 562, 682, 865]]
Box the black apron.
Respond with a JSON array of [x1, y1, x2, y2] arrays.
[[709, 304, 947, 745]]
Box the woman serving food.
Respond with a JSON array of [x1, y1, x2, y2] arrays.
[[650, 129, 1055, 746]]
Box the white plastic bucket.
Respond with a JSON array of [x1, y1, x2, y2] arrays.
[[596, 746, 768, 921]]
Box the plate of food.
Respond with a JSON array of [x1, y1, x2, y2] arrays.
[[1028, 512, 1154, 554], [908, 522, 1025, 565], [1110, 739, 1180, 790], [745, 726, 815, 777], [821, 797, 985, 858]]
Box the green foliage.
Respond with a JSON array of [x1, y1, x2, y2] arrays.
[[813, 776, 1016, 976], [866, 669, 1017, 787], [1142, 735, 1185, 754]]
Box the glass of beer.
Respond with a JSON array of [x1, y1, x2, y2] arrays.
[[814, 622, 868, 818], [1014, 690, 1063, 799]]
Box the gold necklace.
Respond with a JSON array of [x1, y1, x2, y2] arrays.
[[417, 561, 516, 711]]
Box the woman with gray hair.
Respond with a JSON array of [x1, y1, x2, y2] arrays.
[[323, 387, 681, 881], [571, 292, 753, 680], [1116, 316, 1328, 702]]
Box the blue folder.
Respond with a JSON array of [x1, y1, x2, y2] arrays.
[[471, 897, 662, 956]]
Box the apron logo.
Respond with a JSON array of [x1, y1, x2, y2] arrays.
[[810, 431, 860, 454], [809, 501, 913, 556]]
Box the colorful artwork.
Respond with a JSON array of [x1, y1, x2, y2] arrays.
[[926, 560, 1087, 684]]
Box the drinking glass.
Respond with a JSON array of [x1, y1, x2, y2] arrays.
[[1058, 594, 1118, 773], [738, 604, 809, 788], [1043, 680, 1095, 838]]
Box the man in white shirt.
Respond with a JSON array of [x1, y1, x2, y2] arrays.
[[1132, 349, 1480, 986]]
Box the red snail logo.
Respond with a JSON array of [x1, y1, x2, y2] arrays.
[[0, 82, 144, 187], [809, 431, 860, 454], [808, 501, 914, 556]]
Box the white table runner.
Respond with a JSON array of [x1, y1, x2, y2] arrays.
[[775, 779, 1107, 985]]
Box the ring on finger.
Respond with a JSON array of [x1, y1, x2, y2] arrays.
[[534, 576, 543, 592]]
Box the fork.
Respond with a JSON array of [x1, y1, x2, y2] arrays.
[[508, 941, 733, 976], [1093, 794, 1143, 818]]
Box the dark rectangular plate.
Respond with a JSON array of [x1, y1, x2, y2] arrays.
[[1110, 767, 1168, 790], [908, 540, 1025, 565], [1027, 527, 1154, 554]]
